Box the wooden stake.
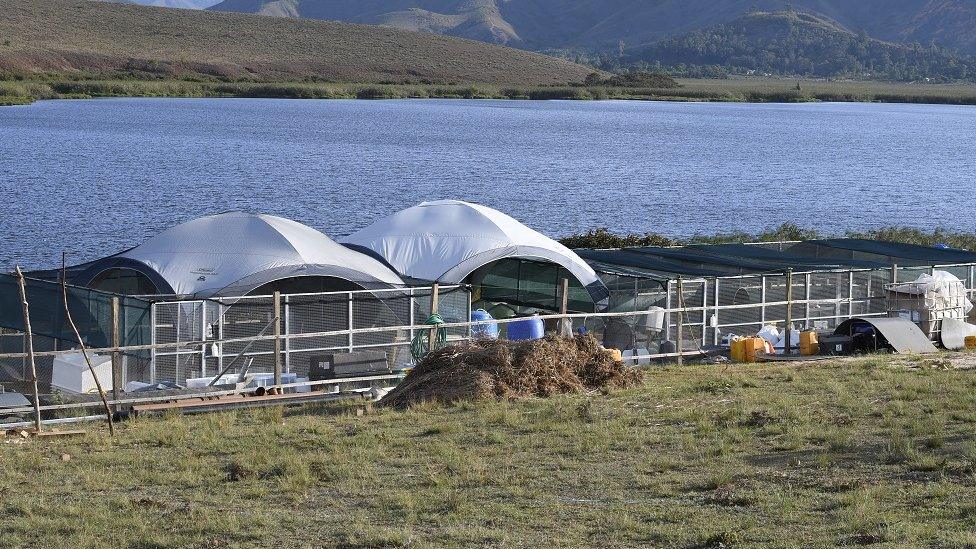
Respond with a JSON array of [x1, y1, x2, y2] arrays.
[[273, 291, 282, 386], [559, 278, 569, 315], [785, 269, 794, 356], [61, 253, 114, 436], [111, 297, 122, 401], [14, 266, 42, 433], [427, 283, 440, 354], [558, 278, 571, 337]]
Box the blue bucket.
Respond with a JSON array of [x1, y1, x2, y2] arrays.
[[471, 309, 499, 339], [508, 316, 544, 341]]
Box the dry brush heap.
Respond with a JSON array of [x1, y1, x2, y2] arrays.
[[381, 334, 643, 407]]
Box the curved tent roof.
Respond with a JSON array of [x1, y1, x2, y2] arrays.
[[342, 200, 609, 302], [74, 212, 404, 297]]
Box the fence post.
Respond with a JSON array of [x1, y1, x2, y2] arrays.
[[892, 264, 898, 285], [347, 292, 355, 353], [273, 291, 282, 386], [150, 303, 157, 384], [760, 275, 767, 325], [676, 277, 684, 367], [784, 269, 794, 355], [112, 297, 122, 402], [59, 254, 114, 436], [558, 278, 570, 336], [848, 271, 854, 321], [200, 300, 207, 377], [560, 278, 569, 315], [664, 281, 673, 342], [14, 267, 42, 433], [805, 273, 812, 328], [217, 302, 225, 375], [284, 295, 290, 374], [427, 283, 440, 353], [713, 278, 720, 345]]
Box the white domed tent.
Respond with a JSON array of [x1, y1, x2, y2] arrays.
[[342, 200, 609, 311], [72, 212, 404, 298]]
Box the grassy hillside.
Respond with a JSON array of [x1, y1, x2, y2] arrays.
[[207, 0, 976, 56], [3, 356, 976, 546], [100, 0, 221, 8], [0, 0, 593, 85], [629, 11, 976, 81]]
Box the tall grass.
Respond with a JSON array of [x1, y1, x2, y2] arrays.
[[6, 77, 976, 106]]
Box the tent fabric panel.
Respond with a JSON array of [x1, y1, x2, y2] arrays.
[[809, 239, 976, 265], [341, 200, 606, 301], [54, 212, 405, 298]]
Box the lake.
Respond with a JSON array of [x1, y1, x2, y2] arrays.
[[1, 98, 975, 270]]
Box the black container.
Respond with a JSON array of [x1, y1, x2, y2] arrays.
[[309, 351, 390, 381], [819, 334, 853, 356]]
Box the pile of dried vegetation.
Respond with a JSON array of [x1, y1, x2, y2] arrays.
[[381, 334, 643, 408]]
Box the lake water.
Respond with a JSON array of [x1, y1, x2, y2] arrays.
[[1, 97, 975, 270]]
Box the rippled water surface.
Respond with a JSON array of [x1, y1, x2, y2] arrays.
[[2, 98, 975, 269]]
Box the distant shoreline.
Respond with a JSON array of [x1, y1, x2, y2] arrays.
[[3, 78, 976, 107]]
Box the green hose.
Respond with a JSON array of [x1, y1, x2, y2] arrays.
[[411, 313, 447, 361]]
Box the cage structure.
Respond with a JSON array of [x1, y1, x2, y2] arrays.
[[574, 239, 976, 356], [147, 284, 472, 386]]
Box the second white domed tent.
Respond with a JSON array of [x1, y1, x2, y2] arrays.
[[342, 200, 609, 313], [72, 212, 405, 298]]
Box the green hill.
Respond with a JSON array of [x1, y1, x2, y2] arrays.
[[628, 11, 976, 81], [0, 0, 594, 85]]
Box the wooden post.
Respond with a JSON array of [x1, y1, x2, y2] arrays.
[[273, 291, 282, 387], [111, 297, 122, 401], [558, 278, 571, 337], [14, 267, 42, 433], [559, 278, 569, 315], [676, 278, 684, 367], [61, 253, 114, 435], [427, 283, 440, 354], [784, 269, 794, 356], [892, 264, 898, 284]]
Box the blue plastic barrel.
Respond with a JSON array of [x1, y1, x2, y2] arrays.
[[471, 309, 499, 339], [507, 316, 545, 341]]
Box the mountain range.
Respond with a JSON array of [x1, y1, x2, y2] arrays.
[[630, 10, 976, 81], [198, 0, 976, 56]]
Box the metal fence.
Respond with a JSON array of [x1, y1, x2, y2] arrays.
[[600, 263, 976, 356], [147, 285, 472, 386], [2, 265, 976, 428]]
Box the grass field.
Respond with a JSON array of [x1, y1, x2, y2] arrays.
[[674, 78, 976, 105], [3, 355, 976, 547]]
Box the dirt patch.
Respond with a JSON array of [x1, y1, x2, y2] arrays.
[[380, 334, 643, 408]]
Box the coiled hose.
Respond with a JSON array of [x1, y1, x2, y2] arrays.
[[410, 313, 447, 361]]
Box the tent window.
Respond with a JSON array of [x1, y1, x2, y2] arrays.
[[470, 259, 593, 313], [247, 276, 363, 297], [90, 268, 158, 295]]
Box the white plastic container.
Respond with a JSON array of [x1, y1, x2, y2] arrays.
[[185, 374, 241, 388], [52, 352, 113, 394]]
